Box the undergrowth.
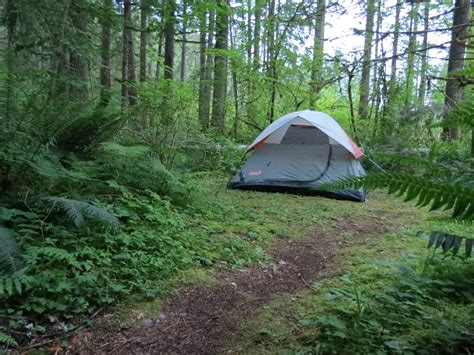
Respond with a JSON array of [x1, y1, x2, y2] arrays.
[[238, 229, 474, 354], [0, 138, 264, 347]]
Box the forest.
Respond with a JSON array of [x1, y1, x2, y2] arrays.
[[0, 0, 473, 352]]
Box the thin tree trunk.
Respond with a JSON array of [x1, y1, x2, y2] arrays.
[[198, 12, 209, 130], [162, 0, 176, 125], [139, 0, 148, 83], [211, 0, 229, 133], [347, 65, 358, 141], [405, 1, 419, 108], [180, 0, 187, 81], [122, 0, 132, 108], [253, 0, 262, 71], [309, 0, 326, 109], [199, 10, 215, 130], [232, 68, 239, 139], [369, 0, 381, 121], [469, 7, 474, 158], [246, 0, 252, 64], [4, 0, 17, 128], [100, 0, 112, 105], [230, 21, 239, 139], [164, 0, 175, 81], [266, 0, 276, 123], [358, 0, 375, 120], [127, 2, 137, 106], [389, 0, 401, 85], [155, 32, 163, 79], [418, 1, 430, 106], [443, 0, 470, 140]]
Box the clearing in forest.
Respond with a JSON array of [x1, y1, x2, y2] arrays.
[[65, 187, 473, 354]]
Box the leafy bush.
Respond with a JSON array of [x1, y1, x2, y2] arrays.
[[298, 259, 474, 353]]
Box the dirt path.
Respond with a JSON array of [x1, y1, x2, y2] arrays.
[[70, 214, 390, 354]]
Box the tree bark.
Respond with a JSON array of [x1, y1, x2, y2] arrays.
[[405, 1, 419, 108], [309, 0, 326, 109], [389, 0, 401, 86], [199, 10, 215, 130], [100, 0, 112, 105], [253, 0, 262, 71], [230, 20, 239, 139], [358, 0, 375, 120], [266, 0, 276, 123], [211, 0, 229, 133], [127, 2, 137, 106], [246, 0, 252, 65], [469, 7, 474, 158], [180, 0, 187, 81], [162, 0, 176, 125], [418, 1, 430, 106], [139, 0, 148, 83], [443, 0, 471, 140], [370, 0, 382, 126], [198, 11, 209, 130], [4, 0, 17, 128], [58, 0, 88, 102], [164, 0, 175, 82], [155, 32, 163, 79], [122, 0, 132, 108]]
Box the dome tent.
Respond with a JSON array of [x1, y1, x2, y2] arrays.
[[227, 110, 366, 201]]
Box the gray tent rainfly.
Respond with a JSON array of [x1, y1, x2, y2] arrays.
[[227, 110, 366, 201]]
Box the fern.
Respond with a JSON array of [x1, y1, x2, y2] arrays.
[[439, 98, 474, 130], [369, 151, 453, 178], [0, 228, 23, 274], [0, 275, 24, 296], [46, 197, 119, 229], [102, 142, 151, 157], [427, 231, 473, 258], [320, 173, 474, 220], [0, 331, 17, 346]]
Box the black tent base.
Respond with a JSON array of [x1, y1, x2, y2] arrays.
[[227, 182, 365, 202]]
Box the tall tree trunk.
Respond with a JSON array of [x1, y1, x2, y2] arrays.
[[309, 0, 326, 109], [246, 0, 252, 64], [405, 1, 419, 108], [266, 0, 276, 123], [4, 0, 17, 128], [100, 0, 112, 105], [230, 20, 239, 139], [199, 10, 215, 130], [198, 11, 209, 130], [358, 0, 375, 120], [139, 0, 148, 83], [253, 0, 262, 71], [122, 0, 132, 108], [180, 0, 187, 81], [468, 7, 474, 158], [127, 3, 137, 106], [56, 0, 88, 102], [211, 0, 229, 133], [389, 0, 401, 86], [418, 1, 430, 106], [370, 0, 382, 129], [164, 0, 175, 81], [162, 0, 176, 124], [155, 32, 163, 79], [443, 0, 470, 140]]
